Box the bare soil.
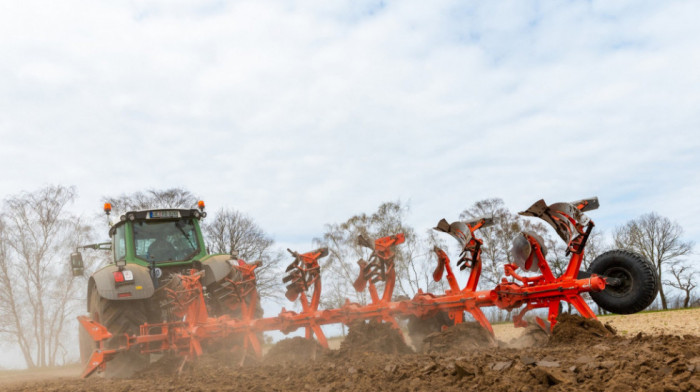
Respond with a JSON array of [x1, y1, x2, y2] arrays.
[[265, 336, 327, 364], [422, 321, 497, 353], [3, 309, 700, 392], [338, 320, 413, 356]]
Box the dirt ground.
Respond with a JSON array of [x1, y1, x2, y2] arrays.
[[491, 308, 700, 342], [3, 308, 700, 392]]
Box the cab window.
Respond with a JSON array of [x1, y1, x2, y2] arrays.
[[132, 219, 199, 263], [113, 225, 126, 262]]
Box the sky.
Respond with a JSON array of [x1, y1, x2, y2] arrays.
[[1, 0, 699, 368]]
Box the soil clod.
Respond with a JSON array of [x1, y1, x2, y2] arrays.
[[339, 320, 413, 355], [551, 313, 616, 344], [423, 322, 497, 353], [264, 337, 327, 364]]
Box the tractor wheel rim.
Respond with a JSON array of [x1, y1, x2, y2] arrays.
[[604, 267, 633, 297]]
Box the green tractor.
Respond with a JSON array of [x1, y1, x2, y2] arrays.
[[70, 202, 260, 377]]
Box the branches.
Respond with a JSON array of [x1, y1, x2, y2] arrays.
[[613, 212, 694, 309], [313, 200, 441, 304], [459, 198, 554, 288], [663, 261, 698, 308], [0, 185, 88, 367], [103, 188, 198, 215]]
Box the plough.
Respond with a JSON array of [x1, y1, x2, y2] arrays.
[[79, 197, 658, 377]]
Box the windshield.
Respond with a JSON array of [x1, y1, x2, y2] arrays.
[[132, 219, 200, 263]]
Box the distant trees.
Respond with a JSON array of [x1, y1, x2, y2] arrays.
[[581, 231, 606, 271], [457, 198, 609, 287], [459, 198, 551, 287], [613, 213, 694, 310], [103, 188, 198, 214], [664, 262, 698, 309], [0, 185, 91, 368], [313, 201, 445, 308]]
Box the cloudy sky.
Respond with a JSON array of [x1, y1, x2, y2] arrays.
[[0, 0, 699, 366]]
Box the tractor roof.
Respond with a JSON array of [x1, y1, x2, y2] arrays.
[[109, 208, 204, 235]]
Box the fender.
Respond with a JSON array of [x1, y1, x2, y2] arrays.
[[88, 264, 155, 307], [199, 254, 234, 286]]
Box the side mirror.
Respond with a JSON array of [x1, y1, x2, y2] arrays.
[[70, 252, 84, 277]]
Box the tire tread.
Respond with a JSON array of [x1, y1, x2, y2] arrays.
[[588, 249, 658, 314]]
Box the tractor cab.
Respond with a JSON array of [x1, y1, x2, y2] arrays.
[[70, 202, 209, 277], [108, 208, 208, 267]]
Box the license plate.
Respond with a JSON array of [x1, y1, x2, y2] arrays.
[[149, 210, 180, 219]]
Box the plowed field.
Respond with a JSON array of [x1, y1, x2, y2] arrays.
[[3, 309, 700, 392]]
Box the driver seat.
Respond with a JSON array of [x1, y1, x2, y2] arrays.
[[148, 239, 176, 261]]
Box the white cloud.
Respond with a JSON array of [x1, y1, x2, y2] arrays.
[[0, 1, 697, 222]]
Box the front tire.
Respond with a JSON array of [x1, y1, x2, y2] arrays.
[[81, 284, 155, 378], [588, 250, 658, 314]]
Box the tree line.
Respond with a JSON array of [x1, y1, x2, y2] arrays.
[[0, 185, 696, 368]]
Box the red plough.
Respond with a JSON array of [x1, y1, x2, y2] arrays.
[[79, 197, 658, 377]]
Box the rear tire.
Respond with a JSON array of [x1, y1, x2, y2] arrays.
[[588, 250, 658, 314], [205, 268, 264, 356], [82, 284, 155, 378]]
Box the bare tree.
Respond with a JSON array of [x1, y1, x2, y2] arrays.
[[581, 230, 607, 271], [664, 261, 698, 308], [543, 235, 569, 277], [313, 201, 439, 306], [371, 202, 445, 297], [459, 198, 550, 287], [202, 208, 283, 301], [0, 185, 92, 368], [313, 208, 380, 306], [459, 198, 509, 287], [613, 212, 694, 310], [103, 188, 198, 215]]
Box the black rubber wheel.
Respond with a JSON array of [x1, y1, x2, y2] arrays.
[[81, 284, 155, 378], [588, 249, 658, 314]]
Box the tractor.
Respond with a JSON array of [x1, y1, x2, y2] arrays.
[[70, 202, 260, 377]]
